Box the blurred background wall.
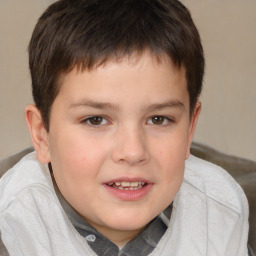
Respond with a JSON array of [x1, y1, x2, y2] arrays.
[[0, 0, 255, 161]]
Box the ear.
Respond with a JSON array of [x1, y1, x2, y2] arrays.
[[185, 101, 201, 159], [25, 104, 51, 164]]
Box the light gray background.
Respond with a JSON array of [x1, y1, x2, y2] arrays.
[[0, 0, 255, 161]]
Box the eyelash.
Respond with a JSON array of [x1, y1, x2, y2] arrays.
[[147, 116, 174, 126], [81, 115, 174, 127], [81, 116, 109, 126]]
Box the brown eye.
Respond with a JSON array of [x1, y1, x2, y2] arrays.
[[86, 116, 107, 126], [147, 116, 172, 126], [89, 117, 102, 125], [151, 116, 165, 125]]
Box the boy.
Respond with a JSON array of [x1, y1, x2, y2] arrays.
[[0, 0, 249, 255]]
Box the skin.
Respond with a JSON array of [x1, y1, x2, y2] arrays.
[[26, 52, 201, 248]]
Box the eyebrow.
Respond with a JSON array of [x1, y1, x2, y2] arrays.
[[69, 98, 184, 111], [69, 99, 119, 110], [144, 100, 185, 112]]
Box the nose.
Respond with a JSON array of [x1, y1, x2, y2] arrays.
[[111, 126, 149, 166]]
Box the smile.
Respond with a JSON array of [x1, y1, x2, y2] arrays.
[[108, 181, 146, 190], [104, 178, 152, 201]]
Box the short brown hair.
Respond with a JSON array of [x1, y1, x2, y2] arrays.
[[29, 0, 204, 130]]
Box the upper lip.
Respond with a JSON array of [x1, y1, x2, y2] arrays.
[[104, 177, 152, 184]]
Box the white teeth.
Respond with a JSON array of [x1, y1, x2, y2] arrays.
[[121, 181, 130, 187], [131, 182, 139, 187], [108, 181, 146, 190]]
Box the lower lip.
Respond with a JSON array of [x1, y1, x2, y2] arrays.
[[103, 183, 153, 201]]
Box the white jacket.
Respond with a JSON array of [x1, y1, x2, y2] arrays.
[[0, 152, 249, 256]]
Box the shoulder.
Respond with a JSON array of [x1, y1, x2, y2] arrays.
[[163, 155, 249, 254], [0, 154, 93, 256], [184, 154, 248, 215], [0, 152, 54, 213]]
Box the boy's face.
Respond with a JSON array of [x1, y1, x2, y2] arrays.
[[32, 52, 200, 243]]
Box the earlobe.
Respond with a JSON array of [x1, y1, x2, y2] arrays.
[[25, 105, 51, 164], [185, 101, 201, 159]]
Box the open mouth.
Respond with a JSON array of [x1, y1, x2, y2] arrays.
[[104, 179, 152, 200], [107, 181, 146, 190]]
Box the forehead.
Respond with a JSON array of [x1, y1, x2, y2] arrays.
[[56, 52, 188, 107]]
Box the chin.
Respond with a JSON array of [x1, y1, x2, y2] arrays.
[[106, 213, 155, 231]]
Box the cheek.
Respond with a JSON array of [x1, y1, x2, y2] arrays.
[[152, 132, 188, 182], [49, 136, 103, 205], [49, 131, 112, 193], [154, 133, 189, 163], [50, 128, 103, 163]]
